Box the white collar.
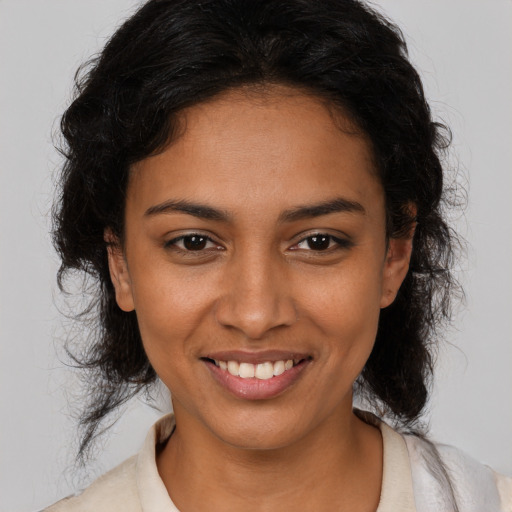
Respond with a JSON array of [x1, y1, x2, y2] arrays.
[[135, 413, 416, 512]]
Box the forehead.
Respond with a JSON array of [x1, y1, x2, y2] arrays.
[[128, 85, 383, 221]]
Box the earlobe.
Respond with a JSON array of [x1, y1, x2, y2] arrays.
[[380, 228, 415, 309], [105, 230, 135, 312]]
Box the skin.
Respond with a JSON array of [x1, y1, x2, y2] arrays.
[[108, 85, 414, 512]]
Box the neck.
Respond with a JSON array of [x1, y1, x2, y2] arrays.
[[157, 404, 383, 512]]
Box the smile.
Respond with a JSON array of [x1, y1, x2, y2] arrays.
[[211, 359, 299, 380], [202, 353, 312, 400]]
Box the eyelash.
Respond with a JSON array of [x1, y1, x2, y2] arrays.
[[164, 232, 353, 254], [292, 234, 352, 252], [164, 234, 222, 253]]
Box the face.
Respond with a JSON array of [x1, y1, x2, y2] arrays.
[[108, 86, 412, 451]]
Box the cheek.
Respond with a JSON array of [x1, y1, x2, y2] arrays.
[[300, 261, 383, 371], [131, 278, 214, 398], [301, 263, 383, 331], [129, 264, 217, 360]]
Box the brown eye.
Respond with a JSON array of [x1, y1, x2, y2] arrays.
[[165, 234, 221, 252], [306, 235, 330, 250], [293, 233, 353, 253], [183, 235, 208, 250]]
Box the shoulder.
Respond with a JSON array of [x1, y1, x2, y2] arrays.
[[42, 414, 177, 512], [42, 455, 141, 512], [404, 433, 512, 512]]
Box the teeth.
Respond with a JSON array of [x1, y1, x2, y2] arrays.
[[239, 362, 255, 378], [227, 360, 239, 376], [273, 360, 285, 376], [255, 362, 274, 380], [214, 358, 301, 379]]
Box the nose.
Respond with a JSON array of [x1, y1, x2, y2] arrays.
[[214, 251, 298, 340]]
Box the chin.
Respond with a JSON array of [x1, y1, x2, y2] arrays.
[[203, 408, 312, 452], [220, 428, 303, 452]]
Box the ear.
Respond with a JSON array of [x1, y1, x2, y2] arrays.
[[380, 214, 416, 309], [105, 229, 135, 312]]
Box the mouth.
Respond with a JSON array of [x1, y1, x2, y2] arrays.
[[201, 352, 313, 400], [201, 357, 309, 380]]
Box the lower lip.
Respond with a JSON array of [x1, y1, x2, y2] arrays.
[[204, 359, 311, 400]]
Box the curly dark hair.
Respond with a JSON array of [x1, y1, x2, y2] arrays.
[[54, 0, 458, 459]]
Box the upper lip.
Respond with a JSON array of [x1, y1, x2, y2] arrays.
[[202, 350, 312, 365]]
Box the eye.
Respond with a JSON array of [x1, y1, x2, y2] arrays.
[[165, 234, 222, 252], [293, 233, 351, 252]]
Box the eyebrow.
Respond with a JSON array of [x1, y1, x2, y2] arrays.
[[144, 197, 365, 222], [278, 197, 365, 222], [145, 199, 230, 221]]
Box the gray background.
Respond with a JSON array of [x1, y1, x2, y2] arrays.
[[1, 1, 511, 510]]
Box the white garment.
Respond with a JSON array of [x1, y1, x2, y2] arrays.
[[43, 413, 512, 512]]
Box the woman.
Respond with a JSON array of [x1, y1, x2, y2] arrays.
[[45, 0, 511, 510]]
